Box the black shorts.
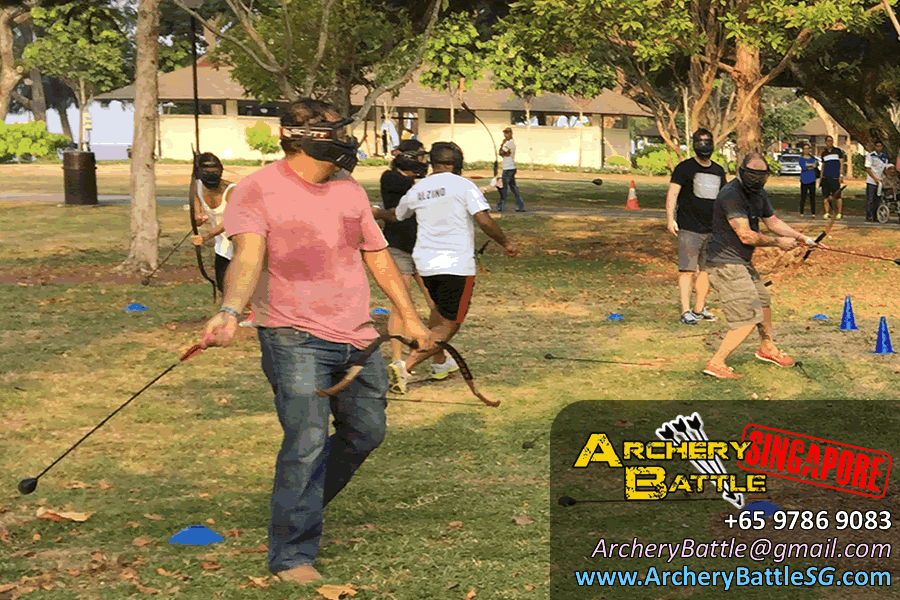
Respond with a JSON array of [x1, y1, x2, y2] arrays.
[[821, 177, 841, 198], [421, 275, 475, 323]]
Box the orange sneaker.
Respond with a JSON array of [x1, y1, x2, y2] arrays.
[[703, 362, 744, 379], [754, 349, 794, 367]]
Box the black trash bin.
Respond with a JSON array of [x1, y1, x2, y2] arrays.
[[63, 151, 98, 205]]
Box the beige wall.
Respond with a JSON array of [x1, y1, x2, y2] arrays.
[[159, 114, 281, 161], [159, 109, 633, 166]]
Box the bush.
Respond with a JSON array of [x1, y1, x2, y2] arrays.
[[245, 120, 280, 164], [765, 155, 780, 175], [605, 155, 628, 167], [710, 151, 735, 174], [635, 148, 679, 176], [631, 143, 669, 168], [0, 121, 70, 163]]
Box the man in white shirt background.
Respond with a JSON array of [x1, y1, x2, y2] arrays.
[[865, 140, 889, 222], [497, 127, 526, 212]]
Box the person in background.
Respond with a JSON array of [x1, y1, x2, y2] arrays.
[[820, 135, 845, 220], [497, 127, 526, 212], [665, 128, 727, 325], [374, 139, 437, 391], [797, 142, 819, 218], [864, 140, 889, 223]]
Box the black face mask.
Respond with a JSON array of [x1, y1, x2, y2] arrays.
[[739, 166, 769, 192], [693, 139, 714, 159], [200, 173, 222, 189]]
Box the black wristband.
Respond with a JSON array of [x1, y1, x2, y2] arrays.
[[218, 306, 241, 320]]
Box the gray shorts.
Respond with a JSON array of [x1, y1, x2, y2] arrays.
[[677, 230, 709, 271], [388, 246, 417, 276]]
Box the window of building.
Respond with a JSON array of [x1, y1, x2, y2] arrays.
[[424, 108, 476, 124], [510, 111, 547, 126], [544, 113, 592, 127], [603, 116, 628, 129], [237, 101, 289, 116], [161, 101, 222, 115]]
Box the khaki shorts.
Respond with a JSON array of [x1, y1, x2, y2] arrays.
[[677, 230, 709, 272], [388, 246, 417, 276], [706, 263, 771, 329]]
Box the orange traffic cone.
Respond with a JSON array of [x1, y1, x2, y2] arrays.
[[625, 180, 640, 210]]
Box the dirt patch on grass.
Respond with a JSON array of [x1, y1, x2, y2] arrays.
[[0, 263, 204, 285]]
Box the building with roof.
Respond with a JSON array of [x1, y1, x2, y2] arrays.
[[97, 59, 652, 167]]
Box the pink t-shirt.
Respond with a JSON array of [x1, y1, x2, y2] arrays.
[[224, 160, 387, 349]]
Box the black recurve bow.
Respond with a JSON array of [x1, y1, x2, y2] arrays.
[[189, 149, 218, 302], [461, 101, 498, 180], [315, 334, 500, 408]]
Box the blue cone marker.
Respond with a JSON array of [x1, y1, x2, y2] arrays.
[[168, 524, 224, 546]]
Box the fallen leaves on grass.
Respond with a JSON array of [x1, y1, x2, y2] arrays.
[[465, 588, 477, 599], [317, 583, 358, 599], [223, 528, 242, 539], [446, 521, 464, 530], [36, 507, 93, 523], [132, 537, 154, 548], [525, 584, 536, 591], [32, 533, 40, 541], [62, 480, 91, 489], [143, 514, 164, 521], [98, 480, 113, 490], [125, 522, 141, 529], [238, 575, 271, 590], [512, 515, 533, 526]]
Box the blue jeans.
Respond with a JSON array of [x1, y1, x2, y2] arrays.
[[497, 169, 525, 211], [257, 327, 388, 573], [866, 183, 881, 221]]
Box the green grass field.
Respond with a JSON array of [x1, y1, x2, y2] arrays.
[[1, 166, 898, 599]]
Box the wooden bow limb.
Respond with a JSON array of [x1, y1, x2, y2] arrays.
[[315, 334, 500, 408]]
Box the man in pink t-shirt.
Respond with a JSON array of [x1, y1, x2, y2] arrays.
[[200, 99, 433, 584]]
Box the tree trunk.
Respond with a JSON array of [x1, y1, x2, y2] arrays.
[[733, 41, 763, 159], [525, 99, 533, 170], [0, 8, 23, 121], [121, 0, 161, 274], [449, 90, 455, 142], [577, 106, 584, 168], [803, 96, 838, 141], [58, 106, 73, 141], [29, 68, 47, 123], [78, 79, 87, 151], [332, 69, 352, 116]]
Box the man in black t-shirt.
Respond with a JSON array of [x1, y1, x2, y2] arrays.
[[373, 140, 436, 389], [820, 135, 846, 219], [702, 153, 821, 380], [665, 129, 727, 325]]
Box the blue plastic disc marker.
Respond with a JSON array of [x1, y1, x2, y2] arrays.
[[607, 313, 624, 321], [124, 303, 148, 312], [168, 524, 224, 545], [372, 307, 389, 316]]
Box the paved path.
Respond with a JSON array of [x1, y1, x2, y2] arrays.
[[3, 192, 898, 229]]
